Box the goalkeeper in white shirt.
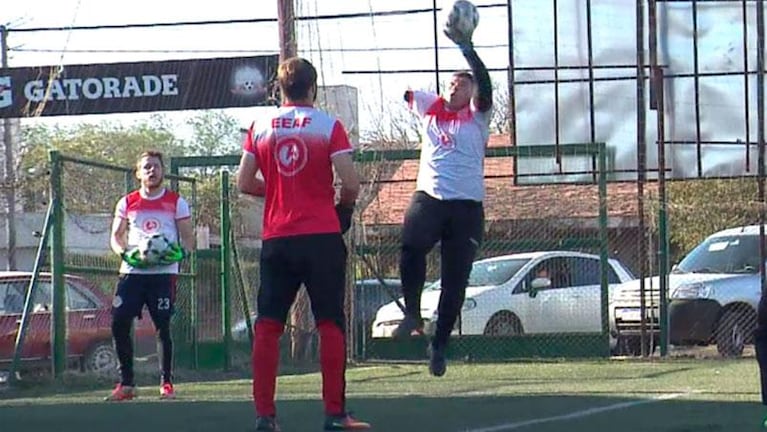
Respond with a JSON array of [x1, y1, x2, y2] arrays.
[[393, 6, 493, 378]]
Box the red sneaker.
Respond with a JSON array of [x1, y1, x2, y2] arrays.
[[104, 384, 135, 402], [323, 412, 371, 430], [159, 382, 176, 400]]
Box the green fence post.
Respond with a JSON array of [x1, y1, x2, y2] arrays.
[[658, 181, 670, 356], [191, 180, 199, 369], [10, 203, 53, 382], [598, 143, 610, 350], [48, 150, 67, 378], [220, 171, 232, 370]]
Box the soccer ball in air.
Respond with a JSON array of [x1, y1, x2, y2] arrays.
[[137, 233, 171, 265], [442, 0, 480, 42]]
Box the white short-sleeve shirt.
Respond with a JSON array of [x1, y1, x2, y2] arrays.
[[114, 188, 191, 274], [408, 90, 491, 201]]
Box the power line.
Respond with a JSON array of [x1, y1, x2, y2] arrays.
[[8, 4, 506, 33], [11, 43, 511, 55]]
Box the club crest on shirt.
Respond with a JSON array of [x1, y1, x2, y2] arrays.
[[142, 218, 161, 232], [274, 136, 308, 176], [430, 121, 456, 149]]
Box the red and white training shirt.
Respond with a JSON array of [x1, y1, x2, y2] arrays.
[[407, 90, 491, 202], [114, 188, 191, 274], [242, 103, 353, 240]]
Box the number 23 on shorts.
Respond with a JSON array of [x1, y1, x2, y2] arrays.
[[157, 297, 171, 310]]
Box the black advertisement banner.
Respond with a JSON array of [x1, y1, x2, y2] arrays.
[[0, 55, 279, 118]]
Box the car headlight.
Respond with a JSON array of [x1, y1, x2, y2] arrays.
[[672, 283, 712, 299], [462, 298, 477, 312]]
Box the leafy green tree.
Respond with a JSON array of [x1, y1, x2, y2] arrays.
[[17, 111, 247, 231], [185, 110, 242, 158], [648, 178, 760, 263], [18, 119, 185, 213]]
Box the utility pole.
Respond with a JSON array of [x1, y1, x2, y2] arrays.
[[0, 26, 17, 270], [277, 0, 297, 59], [277, 0, 312, 361]]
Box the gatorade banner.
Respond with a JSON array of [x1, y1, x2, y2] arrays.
[[0, 55, 279, 118]]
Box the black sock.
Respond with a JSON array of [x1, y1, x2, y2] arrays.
[[112, 318, 134, 386], [156, 321, 173, 384]]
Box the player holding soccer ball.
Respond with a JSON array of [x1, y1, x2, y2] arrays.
[[105, 150, 195, 401], [393, 0, 493, 378]]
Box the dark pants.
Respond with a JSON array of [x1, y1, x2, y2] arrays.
[[256, 233, 347, 329], [400, 191, 484, 349], [755, 293, 767, 404], [253, 233, 348, 417], [111, 273, 176, 386]]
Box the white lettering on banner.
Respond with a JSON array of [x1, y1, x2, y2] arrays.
[[161, 75, 178, 95], [103, 77, 120, 98], [142, 75, 162, 96], [23, 74, 180, 102], [82, 78, 103, 99], [49, 80, 66, 101], [122, 77, 141, 97], [62, 79, 82, 99]]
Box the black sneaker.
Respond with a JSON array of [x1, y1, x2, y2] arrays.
[[428, 343, 447, 377], [255, 415, 280, 431], [392, 315, 424, 339], [323, 412, 371, 430]]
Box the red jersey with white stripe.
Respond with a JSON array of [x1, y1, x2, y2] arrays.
[[242, 103, 353, 240], [114, 188, 191, 274]]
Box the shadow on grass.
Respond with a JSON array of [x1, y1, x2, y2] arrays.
[[0, 393, 764, 432]]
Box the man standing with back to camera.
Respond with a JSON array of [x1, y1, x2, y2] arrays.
[[237, 57, 370, 431], [392, 4, 493, 378]]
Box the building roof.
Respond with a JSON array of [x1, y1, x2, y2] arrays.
[[361, 134, 656, 226]]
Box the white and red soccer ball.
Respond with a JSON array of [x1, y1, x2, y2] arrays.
[[138, 233, 172, 265], [443, 0, 480, 39]]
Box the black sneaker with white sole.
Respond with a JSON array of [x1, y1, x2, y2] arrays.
[[428, 343, 447, 377]]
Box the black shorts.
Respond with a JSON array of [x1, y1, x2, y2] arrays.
[[402, 191, 484, 251], [258, 233, 347, 328], [112, 273, 176, 323]]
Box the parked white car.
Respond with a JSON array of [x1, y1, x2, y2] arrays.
[[371, 251, 635, 347], [611, 224, 765, 357]]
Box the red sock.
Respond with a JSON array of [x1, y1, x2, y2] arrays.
[[318, 320, 346, 415], [252, 318, 283, 417]]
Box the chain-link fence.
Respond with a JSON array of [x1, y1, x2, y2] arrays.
[[353, 143, 620, 361], [612, 176, 765, 359], [6, 151, 198, 380], [10, 144, 767, 384]]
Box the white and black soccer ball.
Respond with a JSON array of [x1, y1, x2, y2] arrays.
[[138, 233, 171, 265], [443, 0, 480, 40]]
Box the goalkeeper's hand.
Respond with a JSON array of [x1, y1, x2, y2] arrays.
[[157, 243, 188, 266], [120, 247, 151, 269], [443, 15, 474, 49]]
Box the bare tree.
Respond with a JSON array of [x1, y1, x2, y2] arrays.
[[489, 79, 512, 135]]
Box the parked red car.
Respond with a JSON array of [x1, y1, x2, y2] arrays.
[[0, 271, 155, 373]]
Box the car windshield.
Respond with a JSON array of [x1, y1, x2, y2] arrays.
[[427, 258, 530, 290], [675, 234, 760, 274]]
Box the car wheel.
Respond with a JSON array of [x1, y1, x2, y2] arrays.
[[715, 309, 747, 358], [617, 336, 655, 356], [84, 342, 118, 375], [483, 312, 523, 336]]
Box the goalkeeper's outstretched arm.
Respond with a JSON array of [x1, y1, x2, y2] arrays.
[[461, 45, 492, 113]]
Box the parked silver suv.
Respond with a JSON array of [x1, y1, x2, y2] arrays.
[[610, 225, 762, 357]]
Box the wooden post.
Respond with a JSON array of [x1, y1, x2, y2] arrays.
[[277, 0, 313, 362]]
